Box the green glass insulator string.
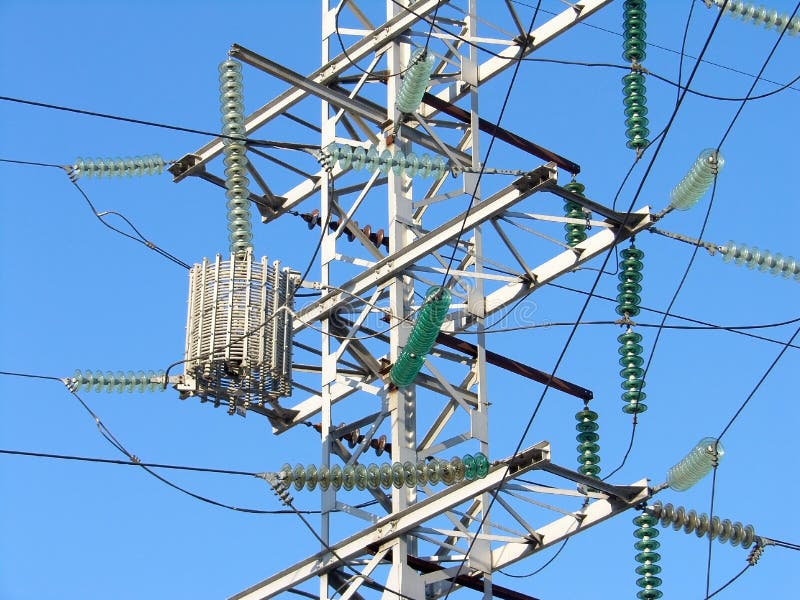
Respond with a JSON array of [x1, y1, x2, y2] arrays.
[[719, 241, 799, 281], [278, 453, 489, 493], [390, 286, 452, 387], [669, 149, 725, 211], [396, 47, 436, 114], [219, 58, 253, 255], [647, 501, 760, 549], [708, 0, 800, 35], [666, 437, 724, 491], [71, 155, 166, 179], [575, 405, 600, 479], [622, 1, 650, 152], [616, 244, 647, 414], [633, 512, 663, 599], [71, 369, 166, 393], [325, 142, 448, 180], [563, 180, 589, 247]]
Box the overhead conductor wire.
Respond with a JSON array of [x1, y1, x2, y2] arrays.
[[442, 3, 733, 596]]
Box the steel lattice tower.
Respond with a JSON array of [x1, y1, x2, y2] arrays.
[[171, 2, 660, 598]]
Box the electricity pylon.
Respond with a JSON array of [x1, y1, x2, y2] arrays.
[[171, 2, 659, 598]]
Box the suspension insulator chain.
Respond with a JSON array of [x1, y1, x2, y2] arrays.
[[617, 245, 647, 414], [633, 512, 663, 599], [563, 180, 589, 247], [575, 405, 601, 479], [622, 0, 650, 152]]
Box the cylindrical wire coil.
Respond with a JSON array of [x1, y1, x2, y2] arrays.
[[575, 406, 600, 478], [390, 286, 452, 387], [666, 437, 724, 491], [72, 155, 165, 179], [219, 58, 253, 255], [278, 453, 489, 492], [669, 148, 725, 211], [646, 501, 760, 549], [71, 369, 166, 393], [633, 512, 663, 599], [563, 180, 589, 247], [720, 241, 799, 281], [325, 142, 448, 179], [396, 47, 436, 114], [711, 0, 800, 35]]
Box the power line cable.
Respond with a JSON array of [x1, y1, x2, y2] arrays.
[[510, 0, 800, 94], [442, 5, 731, 596], [705, 564, 751, 599], [0, 95, 319, 150]]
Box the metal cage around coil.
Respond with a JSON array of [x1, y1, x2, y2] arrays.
[[182, 252, 297, 411]]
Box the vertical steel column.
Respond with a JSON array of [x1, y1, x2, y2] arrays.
[[464, 4, 493, 598], [385, 1, 422, 597], [320, 3, 336, 598]]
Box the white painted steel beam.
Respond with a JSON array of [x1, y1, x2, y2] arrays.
[[293, 164, 558, 331], [229, 442, 551, 600], [170, 0, 448, 182]]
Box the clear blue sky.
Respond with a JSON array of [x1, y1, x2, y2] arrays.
[[1, 1, 798, 599]]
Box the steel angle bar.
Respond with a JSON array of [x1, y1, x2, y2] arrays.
[[421, 92, 580, 173], [417, 0, 613, 117], [490, 479, 650, 573], [435, 332, 593, 400], [231, 48, 472, 166], [229, 441, 551, 600], [171, 0, 448, 182], [446, 207, 653, 328], [294, 164, 558, 331]]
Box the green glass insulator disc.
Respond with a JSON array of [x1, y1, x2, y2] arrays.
[[403, 461, 417, 488], [624, 104, 649, 119], [623, 94, 647, 109], [440, 461, 456, 485], [620, 368, 644, 382], [635, 550, 662, 564], [578, 441, 600, 455], [623, 400, 648, 414], [579, 464, 601, 477], [416, 461, 428, 486], [292, 464, 306, 491], [619, 354, 644, 368], [451, 457, 465, 482], [379, 463, 392, 489], [636, 576, 663, 589], [621, 378, 646, 392], [579, 451, 601, 465], [426, 461, 441, 484], [354, 464, 367, 491], [474, 453, 490, 478], [305, 465, 318, 491], [576, 420, 599, 433], [636, 590, 663, 600], [577, 431, 600, 444], [366, 464, 380, 489], [633, 523, 659, 538], [564, 181, 585, 195], [634, 538, 661, 552], [318, 466, 331, 491], [635, 564, 663, 576], [618, 342, 644, 356], [575, 408, 598, 422], [280, 463, 293, 485], [330, 465, 342, 490], [342, 466, 356, 491], [622, 247, 645, 260], [618, 328, 643, 342], [625, 115, 650, 130], [623, 389, 647, 403], [618, 280, 643, 294], [463, 454, 477, 480], [392, 462, 405, 489]]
